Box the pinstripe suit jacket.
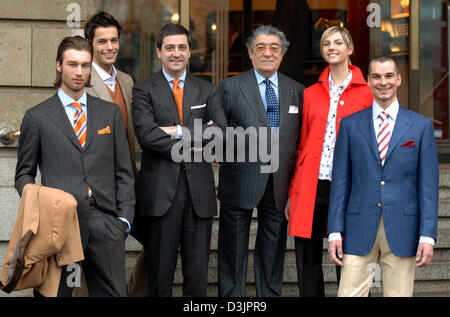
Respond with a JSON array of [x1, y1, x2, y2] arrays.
[[132, 71, 227, 218], [218, 69, 304, 211], [15, 93, 136, 244]]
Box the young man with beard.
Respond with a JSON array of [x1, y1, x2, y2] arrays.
[[15, 36, 135, 297]]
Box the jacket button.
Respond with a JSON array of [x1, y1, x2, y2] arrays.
[[377, 203, 382, 207], [340, 100, 344, 105], [381, 181, 385, 186]]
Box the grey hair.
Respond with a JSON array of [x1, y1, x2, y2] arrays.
[[245, 25, 290, 54]]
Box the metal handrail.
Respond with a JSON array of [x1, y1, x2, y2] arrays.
[[0, 127, 20, 145]]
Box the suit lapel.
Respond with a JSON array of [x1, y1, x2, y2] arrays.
[[45, 94, 83, 151], [239, 70, 270, 126], [358, 107, 380, 160], [153, 71, 181, 125], [277, 73, 291, 132], [90, 68, 114, 102], [116, 70, 132, 107], [385, 105, 413, 161], [182, 73, 196, 125], [84, 95, 105, 151]]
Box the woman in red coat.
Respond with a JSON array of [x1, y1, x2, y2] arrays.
[[285, 26, 373, 296]]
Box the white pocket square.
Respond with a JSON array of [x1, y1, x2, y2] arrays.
[[289, 105, 299, 114], [191, 104, 206, 110]]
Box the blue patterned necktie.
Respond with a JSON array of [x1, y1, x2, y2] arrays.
[[265, 78, 279, 129]]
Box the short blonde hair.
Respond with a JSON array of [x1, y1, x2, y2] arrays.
[[320, 26, 354, 59]]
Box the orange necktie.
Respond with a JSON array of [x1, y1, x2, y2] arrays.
[[72, 102, 93, 198], [172, 79, 184, 125], [72, 102, 87, 148]]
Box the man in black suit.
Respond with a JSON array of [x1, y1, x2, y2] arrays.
[[15, 36, 135, 296], [132, 23, 227, 297], [218, 25, 304, 296]]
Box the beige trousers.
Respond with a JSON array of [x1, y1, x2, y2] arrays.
[[338, 215, 416, 297]]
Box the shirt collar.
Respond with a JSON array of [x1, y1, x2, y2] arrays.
[[254, 69, 278, 88], [58, 88, 87, 108], [92, 61, 117, 81], [162, 68, 187, 83], [328, 70, 352, 89], [372, 98, 399, 121]]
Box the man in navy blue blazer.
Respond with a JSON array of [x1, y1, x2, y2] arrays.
[[327, 56, 439, 297]]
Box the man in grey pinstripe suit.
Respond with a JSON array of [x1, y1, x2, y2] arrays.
[[218, 25, 304, 296], [131, 23, 226, 297], [15, 36, 135, 297]]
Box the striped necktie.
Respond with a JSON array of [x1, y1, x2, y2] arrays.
[[377, 111, 391, 166], [72, 102, 93, 198], [72, 102, 87, 148]]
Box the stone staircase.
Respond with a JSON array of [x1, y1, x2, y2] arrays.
[[126, 165, 450, 297], [2, 165, 449, 297]]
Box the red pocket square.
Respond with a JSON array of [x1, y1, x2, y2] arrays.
[[401, 140, 415, 147]]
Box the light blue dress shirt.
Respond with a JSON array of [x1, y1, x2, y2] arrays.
[[58, 88, 87, 125], [162, 69, 186, 138], [253, 69, 279, 111]]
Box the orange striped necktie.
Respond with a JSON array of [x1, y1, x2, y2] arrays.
[[172, 79, 184, 125], [72, 102, 87, 148], [72, 102, 93, 199]]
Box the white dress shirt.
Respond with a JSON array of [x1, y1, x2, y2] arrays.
[[92, 61, 117, 92], [319, 71, 352, 180], [328, 99, 434, 246]]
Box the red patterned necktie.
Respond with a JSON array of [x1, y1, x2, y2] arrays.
[[377, 111, 390, 166]]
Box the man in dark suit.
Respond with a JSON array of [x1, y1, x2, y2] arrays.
[[327, 56, 439, 296], [131, 23, 226, 297], [15, 36, 135, 297], [217, 25, 304, 296], [84, 11, 138, 178]]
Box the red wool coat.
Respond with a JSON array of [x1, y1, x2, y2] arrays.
[[288, 65, 374, 238]]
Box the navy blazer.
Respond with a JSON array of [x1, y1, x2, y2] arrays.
[[327, 105, 439, 257]]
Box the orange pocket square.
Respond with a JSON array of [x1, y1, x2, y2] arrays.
[[98, 126, 111, 135]]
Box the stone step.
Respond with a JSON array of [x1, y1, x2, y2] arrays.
[[126, 216, 450, 252], [125, 247, 450, 280], [172, 280, 450, 297], [124, 249, 450, 285]]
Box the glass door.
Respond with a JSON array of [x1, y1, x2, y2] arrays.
[[416, 0, 449, 160], [187, 0, 229, 85]]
